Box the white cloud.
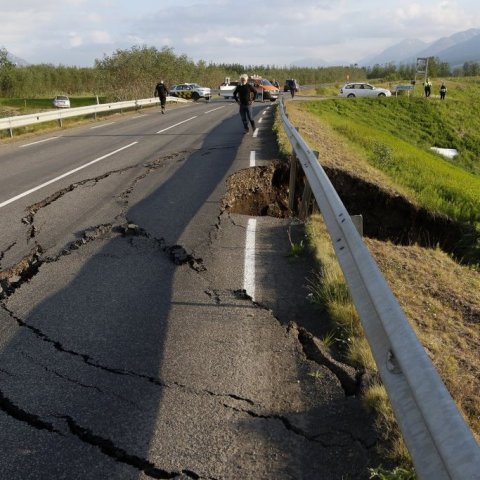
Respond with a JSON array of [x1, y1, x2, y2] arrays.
[[3, 0, 480, 66], [90, 31, 113, 44]]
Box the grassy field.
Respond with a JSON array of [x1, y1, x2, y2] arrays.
[[0, 96, 121, 139], [276, 78, 480, 474], [0, 96, 105, 116]]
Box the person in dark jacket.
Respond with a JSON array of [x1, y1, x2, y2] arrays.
[[154, 80, 169, 113], [440, 83, 447, 100], [233, 74, 257, 133]]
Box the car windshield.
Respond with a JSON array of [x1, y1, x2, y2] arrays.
[[188, 84, 200, 88], [260, 79, 273, 86], [56, 96, 68, 100]]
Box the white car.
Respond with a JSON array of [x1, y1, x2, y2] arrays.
[[169, 83, 211, 101], [339, 83, 391, 98], [52, 95, 71, 108]]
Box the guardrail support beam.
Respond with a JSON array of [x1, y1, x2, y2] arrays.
[[288, 155, 298, 212]]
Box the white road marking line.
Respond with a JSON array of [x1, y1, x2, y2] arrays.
[[0, 142, 138, 209], [19, 137, 60, 148], [130, 114, 147, 119], [262, 110, 267, 115], [252, 128, 259, 138], [258, 118, 263, 123], [156, 116, 198, 134], [204, 106, 226, 114], [249, 151, 256, 167], [243, 218, 257, 302], [90, 122, 116, 129]]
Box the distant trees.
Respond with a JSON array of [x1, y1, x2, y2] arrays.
[[1, 47, 480, 100]]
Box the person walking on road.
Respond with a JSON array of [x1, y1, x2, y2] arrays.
[[287, 79, 296, 98], [233, 74, 257, 133], [440, 82, 447, 100], [154, 79, 169, 114]]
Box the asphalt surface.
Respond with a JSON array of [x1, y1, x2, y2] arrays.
[[0, 98, 382, 479]]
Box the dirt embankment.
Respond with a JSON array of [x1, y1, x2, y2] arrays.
[[223, 159, 477, 262]]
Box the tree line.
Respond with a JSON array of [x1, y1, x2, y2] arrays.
[[1, 45, 479, 100]]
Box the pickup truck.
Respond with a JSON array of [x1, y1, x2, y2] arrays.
[[219, 80, 239, 99]]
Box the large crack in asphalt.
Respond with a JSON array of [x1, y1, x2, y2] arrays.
[[62, 416, 203, 479], [0, 150, 197, 299], [0, 383, 207, 479], [0, 151, 374, 474], [0, 387, 61, 434]]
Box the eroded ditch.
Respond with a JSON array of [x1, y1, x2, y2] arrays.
[[223, 159, 478, 263]]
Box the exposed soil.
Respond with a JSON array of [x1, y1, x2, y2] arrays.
[[223, 158, 477, 263], [223, 161, 292, 218]]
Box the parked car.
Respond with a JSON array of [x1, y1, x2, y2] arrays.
[[52, 95, 70, 108], [249, 77, 279, 102], [169, 83, 211, 101], [339, 83, 391, 98]]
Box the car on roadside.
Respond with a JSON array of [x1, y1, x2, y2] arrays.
[[249, 77, 279, 102], [52, 95, 71, 108], [169, 83, 211, 101], [339, 83, 391, 98]]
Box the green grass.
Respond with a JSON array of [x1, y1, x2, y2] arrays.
[[295, 94, 480, 230], [0, 96, 106, 114]]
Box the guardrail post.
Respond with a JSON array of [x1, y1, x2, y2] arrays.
[[299, 150, 319, 219], [300, 183, 312, 220], [288, 155, 298, 212]]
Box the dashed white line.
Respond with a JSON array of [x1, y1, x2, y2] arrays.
[[90, 122, 116, 129], [19, 137, 60, 148], [243, 218, 257, 301], [249, 151, 256, 167], [252, 128, 259, 138], [204, 106, 226, 114], [0, 142, 138, 209], [156, 116, 198, 134]]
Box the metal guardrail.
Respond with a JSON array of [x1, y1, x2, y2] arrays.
[[279, 98, 480, 479], [0, 96, 188, 136]]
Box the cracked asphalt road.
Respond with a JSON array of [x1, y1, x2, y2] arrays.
[[0, 101, 382, 479]]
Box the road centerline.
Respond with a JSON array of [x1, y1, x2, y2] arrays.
[[156, 116, 198, 134], [0, 141, 138, 209]]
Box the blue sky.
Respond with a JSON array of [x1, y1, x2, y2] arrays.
[[2, 0, 480, 66]]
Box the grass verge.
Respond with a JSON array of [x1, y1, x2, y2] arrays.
[[274, 90, 480, 475]]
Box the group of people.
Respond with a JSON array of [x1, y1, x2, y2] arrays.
[[424, 78, 447, 100], [154, 74, 258, 133]]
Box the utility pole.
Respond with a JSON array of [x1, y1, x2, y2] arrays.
[[414, 57, 429, 95]]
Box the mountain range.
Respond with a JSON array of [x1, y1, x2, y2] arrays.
[[291, 28, 480, 68], [358, 28, 480, 67]]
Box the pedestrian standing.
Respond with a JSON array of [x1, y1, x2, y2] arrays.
[[154, 80, 169, 114], [424, 78, 432, 97], [233, 74, 257, 133], [440, 83, 447, 100]]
